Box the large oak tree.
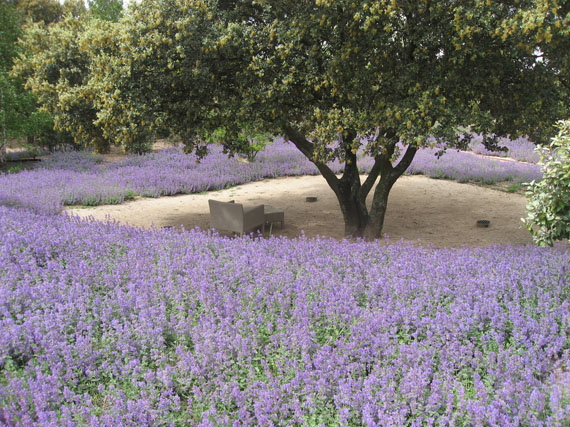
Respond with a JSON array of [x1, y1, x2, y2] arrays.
[[85, 0, 570, 236]]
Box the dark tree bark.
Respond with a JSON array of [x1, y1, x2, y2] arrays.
[[335, 133, 369, 236], [364, 144, 417, 239], [0, 142, 6, 166], [283, 124, 418, 238]]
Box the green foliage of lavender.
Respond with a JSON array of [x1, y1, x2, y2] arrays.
[[0, 139, 542, 214], [0, 206, 569, 425]]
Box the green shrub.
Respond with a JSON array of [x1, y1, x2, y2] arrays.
[[523, 120, 570, 246], [204, 126, 272, 162], [507, 183, 521, 193], [239, 137, 273, 162]]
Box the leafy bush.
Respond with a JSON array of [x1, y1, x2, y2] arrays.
[[239, 137, 273, 162], [524, 121, 570, 246]]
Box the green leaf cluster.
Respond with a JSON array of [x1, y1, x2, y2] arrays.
[[1, 1, 25, 159], [14, 0, 67, 25], [524, 120, 570, 246], [1, 73, 53, 140], [1, 1, 53, 161], [87, 0, 123, 22]]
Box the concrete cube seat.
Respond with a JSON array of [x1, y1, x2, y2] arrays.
[[208, 200, 265, 236]]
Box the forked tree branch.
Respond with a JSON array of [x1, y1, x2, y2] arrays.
[[394, 144, 417, 176], [358, 157, 382, 203], [282, 123, 340, 193]]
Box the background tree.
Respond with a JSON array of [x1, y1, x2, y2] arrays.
[[13, 0, 86, 23], [91, 0, 224, 155], [14, 16, 121, 153], [14, 0, 63, 24], [81, 0, 570, 237], [1, 0, 84, 165], [88, 0, 123, 22], [62, 0, 87, 19]]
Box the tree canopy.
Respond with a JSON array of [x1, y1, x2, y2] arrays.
[[17, 0, 569, 237], [14, 15, 123, 153], [13, 0, 86, 24], [1, 0, 89, 165]]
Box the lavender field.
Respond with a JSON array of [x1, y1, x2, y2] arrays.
[[0, 206, 569, 425], [1, 136, 565, 425], [0, 139, 542, 215]]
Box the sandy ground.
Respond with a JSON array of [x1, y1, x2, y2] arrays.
[[67, 174, 533, 248]]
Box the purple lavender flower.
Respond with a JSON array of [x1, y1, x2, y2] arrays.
[[468, 134, 541, 163], [0, 138, 542, 215], [0, 206, 568, 425]]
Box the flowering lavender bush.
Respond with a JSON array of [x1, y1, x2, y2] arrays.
[[468, 135, 541, 163], [40, 150, 105, 172], [1, 206, 569, 425], [407, 146, 542, 185], [0, 139, 542, 215]]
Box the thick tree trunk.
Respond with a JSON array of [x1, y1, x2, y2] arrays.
[[94, 136, 111, 154], [336, 155, 369, 236], [282, 124, 417, 239], [364, 144, 418, 239], [283, 124, 380, 237], [364, 172, 397, 239]]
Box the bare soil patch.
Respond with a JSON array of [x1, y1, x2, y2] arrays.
[[67, 174, 533, 248]]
